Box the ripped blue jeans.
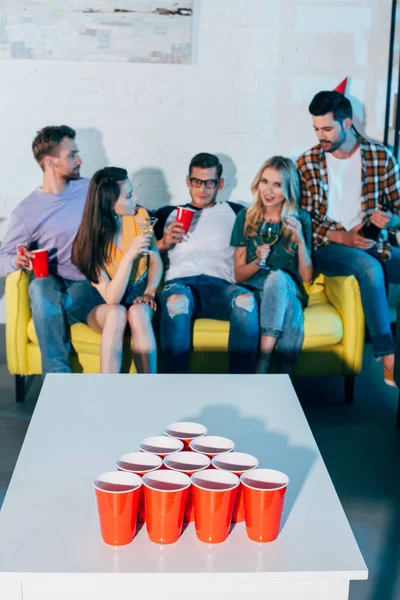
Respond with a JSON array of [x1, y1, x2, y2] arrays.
[[316, 244, 400, 357], [255, 269, 305, 366], [159, 275, 259, 374]]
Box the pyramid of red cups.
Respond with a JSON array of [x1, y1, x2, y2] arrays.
[[94, 421, 289, 545]]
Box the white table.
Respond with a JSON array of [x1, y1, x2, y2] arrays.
[[0, 374, 367, 600]]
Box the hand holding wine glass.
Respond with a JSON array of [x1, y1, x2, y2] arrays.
[[135, 216, 158, 255], [256, 220, 281, 269], [255, 244, 271, 265], [126, 234, 152, 261]]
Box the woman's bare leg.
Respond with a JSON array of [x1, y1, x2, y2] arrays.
[[128, 304, 157, 374], [87, 304, 127, 373]]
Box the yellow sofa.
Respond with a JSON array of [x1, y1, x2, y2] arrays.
[[6, 270, 364, 403]]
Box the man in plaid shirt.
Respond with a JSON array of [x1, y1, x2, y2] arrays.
[[297, 91, 400, 387]]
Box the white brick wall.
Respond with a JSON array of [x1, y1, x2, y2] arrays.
[[0, 0, 392, 321]]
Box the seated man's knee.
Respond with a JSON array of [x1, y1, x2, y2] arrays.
[[165, 294, 190, 318], [361, 257, 385, 286], [28, 277, 59, 312], [29, 276, 51, 300], [234, 293, 255, 313]]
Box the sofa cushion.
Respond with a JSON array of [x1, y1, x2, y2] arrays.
[[28, 320, 106, 356], [27, 295, 343, 355], [302, 303, 343, 349]]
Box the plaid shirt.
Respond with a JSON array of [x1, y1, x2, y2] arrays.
[[296, 136, 400, 259]]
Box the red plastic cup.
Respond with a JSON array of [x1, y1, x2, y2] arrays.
[[163, 451, 210, 522], [94, 471, 142, 546], [176, 206, 196, 233], [191, 469, 239, 544], [116, 452, 162, 523], [138, 435, 184, 458], [142, 470, 191, 544], [212, 452, 259, 523], [240, 468, 289, 543], [189, 435, 235, 458], [31, 249, 49, 278], [164, 421, 207, 450]]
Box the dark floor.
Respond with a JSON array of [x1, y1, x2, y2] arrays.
[[0, 324, 400, 599]]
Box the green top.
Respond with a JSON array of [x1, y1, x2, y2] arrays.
[[230, 208, 312, 302]]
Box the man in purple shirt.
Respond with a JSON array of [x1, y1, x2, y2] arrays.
[[0, 125, 103, 376]]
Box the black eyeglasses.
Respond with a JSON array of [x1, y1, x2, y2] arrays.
[[189, 177, 220, 190]]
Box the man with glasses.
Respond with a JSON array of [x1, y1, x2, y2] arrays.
[[154, 152, 259, 374]]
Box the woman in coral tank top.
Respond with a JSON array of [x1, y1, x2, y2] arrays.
[[72, 167, 163, 374]]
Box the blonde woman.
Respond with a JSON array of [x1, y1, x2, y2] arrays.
[[230, 156, 313, 374]]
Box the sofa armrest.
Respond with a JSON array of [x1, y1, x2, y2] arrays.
[[5, 270, 31, 375], [324, 275, 364, 375]]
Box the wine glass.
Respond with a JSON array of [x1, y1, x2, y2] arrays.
[[257, 221, 281, 269], [135, 216, 158, 255]]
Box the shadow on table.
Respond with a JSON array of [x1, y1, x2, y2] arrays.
[[181, 403, 317, 531]]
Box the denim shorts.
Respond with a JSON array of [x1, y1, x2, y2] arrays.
[[120, 276, 147, 308]]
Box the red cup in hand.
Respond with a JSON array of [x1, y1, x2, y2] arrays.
[[31, 249, 49, 278], [176, 206, 196, 233]]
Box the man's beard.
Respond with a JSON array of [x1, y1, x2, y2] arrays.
[[324, 129, 346, 153], [325, 141, 342, 153], [64, 169, 80, 181]]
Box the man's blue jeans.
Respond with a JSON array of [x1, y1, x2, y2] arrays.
[[29, 274, 103, 376], [159, 275, 259, 374], [315, 244, 400, 357]]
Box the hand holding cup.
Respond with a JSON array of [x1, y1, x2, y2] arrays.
[[162, 221, 185, 250], [15, 244, 34, 270], [176, 206, 196, 233]]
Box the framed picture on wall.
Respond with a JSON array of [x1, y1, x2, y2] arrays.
[[0, 1, 193, 63]]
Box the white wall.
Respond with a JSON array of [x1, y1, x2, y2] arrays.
[[0, 0, 392, 321]]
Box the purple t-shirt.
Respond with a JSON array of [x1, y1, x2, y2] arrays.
[[0, 178, 90, 280]]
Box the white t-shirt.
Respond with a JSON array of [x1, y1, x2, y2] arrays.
[[164, 203, 238, 283], [326, 148, 363, 231]]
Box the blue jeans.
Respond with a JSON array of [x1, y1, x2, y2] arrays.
[[159, 275, 259, 374], [120, 275, 147, 307], [255, 270, 305, 365], [29, 274, 103, 376], [315, 244, 400, 357]]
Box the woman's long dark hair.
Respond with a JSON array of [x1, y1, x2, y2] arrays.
[[72, 166, 128, 283]]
